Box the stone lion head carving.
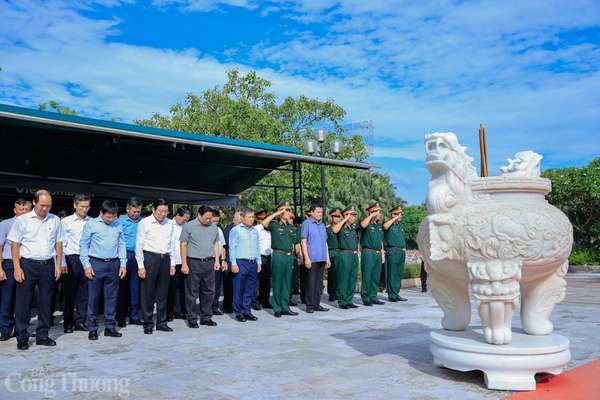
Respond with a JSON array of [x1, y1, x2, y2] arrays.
[[425, 132, 477, 182], [500, 151, 543, 177]]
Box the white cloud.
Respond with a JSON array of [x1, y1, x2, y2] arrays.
[[1, 0, 599, 205]]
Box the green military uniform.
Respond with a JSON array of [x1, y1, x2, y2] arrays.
[[267, 219, 298, 314], [337, 222, 359, 306], [384, 221, 407, 301], [360, 213, 384, 305], [326, 224, 340, 301]]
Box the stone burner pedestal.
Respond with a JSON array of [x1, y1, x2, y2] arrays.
[[430, 329, 570, 391]]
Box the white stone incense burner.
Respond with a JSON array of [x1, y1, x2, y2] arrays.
[[417, 132, 573, 390]]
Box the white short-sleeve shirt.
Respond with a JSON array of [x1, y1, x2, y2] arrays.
[[7, 211, 64, 260]]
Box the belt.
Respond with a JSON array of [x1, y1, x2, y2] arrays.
[[143, 251, 170, 259], [189, 256, 215, 262], [21, 258, 53, 265], [386, 246, 406, 250], [339, 249, 358, 254], [237, 258, 257, 263], [90, 256, 118, 263], [272, 249, 293, 256], [362, 247, 382, 252]]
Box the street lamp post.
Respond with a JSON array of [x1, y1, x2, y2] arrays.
[[305, 129, 342, 212]]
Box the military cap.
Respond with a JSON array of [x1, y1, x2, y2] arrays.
[[329, 208, 343, 217], [342, 205, 357, 215], [276, 201, 291, 211], [390, 205, 403, 213], [366, 202, 381, 212]]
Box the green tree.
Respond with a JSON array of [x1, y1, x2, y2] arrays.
[[402, 205, 427, 249], [38, 100, 79, 115], [542, 157, 600, 260], [136, 69, 401, 212]]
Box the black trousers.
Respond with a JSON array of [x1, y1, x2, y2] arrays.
[[63, 254, 88, 327], [306, 261, 326, 310], [300, 264, 308, 303], [258, 255, 272, 306], [185, 258, 215, 322], [291, 260, 301, 296], [140, 251, 171, 329], [420, 261, 428, 290], [15, 258, 55, 341], [167, 264, 187, 317]]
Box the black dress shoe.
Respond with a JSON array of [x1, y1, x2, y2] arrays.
[[200, 319, 217, 327], [422, 287, 428, 293], [282, 310, 298, 316], [398, 296, 408, 302], [117, 321, 127, 328], [223, 308, 234, 314], [0, 332, 11, 341], [244, 314, 258, 321], [166, 315, 174, 322], [306, 308, 314, 313], [274, 312, 282, 318], [74, 324, 88, 331], [36, 337, 56, 346], [389, 298, 398, 303], [156, 324, 173, 332], [373, 300, 385, 305], [212, 308, 224, 316], [315, 306, 329, 312], [104, 329, 122, 337], [339, 304, 349, 309], [144, 327, 153, 334], [235, 315, 247, 322], [252, 303, 262, 311], [173, 313, 187, 320], [288, 300, 298, 307], [88, 331, 98, 341], [188, 321, 200, 328], [348, 303, 359, 308], [17, 338, 29, 350], [64, 326, 74, 334], [129, 319, 143, 326], [262, 303, 273, 309], [329, 295, 337, 301], [363, 302, 373, 306]]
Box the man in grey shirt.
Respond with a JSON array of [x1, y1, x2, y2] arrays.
[[180, 206, 220, 327]]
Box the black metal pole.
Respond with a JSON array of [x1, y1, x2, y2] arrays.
[[320, 147, 327, 211]]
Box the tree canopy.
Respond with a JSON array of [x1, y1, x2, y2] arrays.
[[136, 69, 402, 214]]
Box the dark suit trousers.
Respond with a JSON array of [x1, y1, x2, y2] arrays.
[[185, 258, 215, 322], [87, 258, 119, 332], [306, 261, 326, 310], [168, 264, 187, 316], [140, 251, 171, 328], [63, 254, 88, 327], [15, 258, 55, 341], [0, 260, 16, 335], [258, 255, 272, 306]]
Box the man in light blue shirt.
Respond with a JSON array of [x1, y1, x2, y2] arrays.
[[229, 207, 261, 322], [116, 197, 143, 327], [0, 198, 32, 341], [8, 190, 64, 350], [79, 199, 127, 341]]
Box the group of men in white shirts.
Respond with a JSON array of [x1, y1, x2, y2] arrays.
[[0, 190, 234, 350]]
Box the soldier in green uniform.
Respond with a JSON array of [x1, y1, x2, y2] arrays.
[[384, 206, 408, 302], [332, 206, 360, 309], [326, 208, 342, 302], [359, 202, 386, 306], [261, 202, 299, 318]]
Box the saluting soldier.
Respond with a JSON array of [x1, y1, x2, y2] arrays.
[[332, 206, 360, 309], [326, 208, 342, 302], [261, 202, 299, 318], [359, 202, 386, 306], [383, 205, 408, 302]]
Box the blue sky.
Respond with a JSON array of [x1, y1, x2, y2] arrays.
[[1, 0, 599, 204]]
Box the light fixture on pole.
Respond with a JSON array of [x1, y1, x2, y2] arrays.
[[304, 129, 343, 212]]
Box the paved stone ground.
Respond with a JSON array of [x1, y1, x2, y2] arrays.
[[0, 273, 598, 400]]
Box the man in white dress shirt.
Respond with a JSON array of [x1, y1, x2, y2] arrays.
[[60, 193, 92, 333], [8, 190, 64, 350], [254, 210, 273, 310], [167, 206, 191, 321], [136, 198, 176, 334]]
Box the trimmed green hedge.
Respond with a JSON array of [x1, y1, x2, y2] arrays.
[[403, 263, 421, 279]]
